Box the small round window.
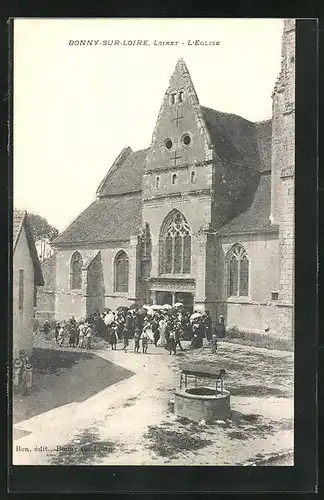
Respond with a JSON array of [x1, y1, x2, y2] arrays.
[[183, 134, 191, 146], [165, 138, 173, 150]]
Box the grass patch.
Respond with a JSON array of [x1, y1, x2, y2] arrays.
[[31, 347, 93, 375], [228, 384, 288, 398], [144, 425, 213, 458], [226, 327, 294, 352], [13, 348, 134, 424], [50, 428, 117, 465]]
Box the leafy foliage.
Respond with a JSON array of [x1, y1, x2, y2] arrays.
[[26, 212, 58, 242]]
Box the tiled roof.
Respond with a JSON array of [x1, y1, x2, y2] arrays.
[[201, 106, 262, 171], [13, 210, 44, 286], [53, 195, 142, 245], [218, 172, 278, 236], [254, 119, 272, 172], [13, 210, 25, 248], [97, 148, 149, 197]]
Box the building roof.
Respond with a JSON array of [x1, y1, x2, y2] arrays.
[[53, 195, 142, 246], [218, 172, 278, 236], [13, 210, 44, 286], [201, 106, 263, 171], [97, 147, 149, 197], [254, 119, 272, 172]]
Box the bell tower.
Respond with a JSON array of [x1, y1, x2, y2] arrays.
[[271, 19, 295, 307]]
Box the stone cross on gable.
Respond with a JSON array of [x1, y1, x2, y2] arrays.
[[171, 108, 184, 127]]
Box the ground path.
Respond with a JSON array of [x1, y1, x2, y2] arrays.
[[12, 339, 294, 466]]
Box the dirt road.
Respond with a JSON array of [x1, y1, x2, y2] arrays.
[[12, 340, 294, 466]]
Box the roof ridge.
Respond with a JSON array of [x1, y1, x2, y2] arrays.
[[201, 105, 256, 125], [96, 146, 133, 197], [13, 209, 27, 252]]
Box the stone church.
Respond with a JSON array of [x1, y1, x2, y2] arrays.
[[38, 20, 295, 337]]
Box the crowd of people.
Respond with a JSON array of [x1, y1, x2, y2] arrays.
[[42, 305, 226, 355]]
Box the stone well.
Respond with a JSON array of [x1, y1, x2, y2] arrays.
[[174, 386, 231, 422]]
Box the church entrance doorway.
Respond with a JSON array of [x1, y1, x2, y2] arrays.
[[155, 291, 173, 306], [174, 292, 194, 314], [154, 291, 194, 314]]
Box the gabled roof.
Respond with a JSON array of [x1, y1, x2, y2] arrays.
[[254, 119, 272, 172], [13, 210, 44, 286], [53, 195, 142, 246], [201, 106, 263, 171], [218, 172, 278, 236], [97, 147, 149, 197]]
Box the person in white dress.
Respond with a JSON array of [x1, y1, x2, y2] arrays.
[[157, 314, 167, 347]]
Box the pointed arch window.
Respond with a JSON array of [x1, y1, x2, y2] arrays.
[[70, 251, 83, 290], [115, 250, 129, 293], [227, 244, 249, 297], [160, 211, 191, 274]]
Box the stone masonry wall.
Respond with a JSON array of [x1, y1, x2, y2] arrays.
[[271, 20, 295, 305]]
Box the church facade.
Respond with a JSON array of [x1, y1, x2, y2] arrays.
[[48, 20, 295, 337]]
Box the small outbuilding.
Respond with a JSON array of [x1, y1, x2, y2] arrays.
[[13, 210, 44, 358]]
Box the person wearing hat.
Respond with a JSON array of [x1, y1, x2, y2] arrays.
[[215, 315, 226, 339]]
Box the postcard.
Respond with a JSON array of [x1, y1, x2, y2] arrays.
[[12, 18, 296, 470]]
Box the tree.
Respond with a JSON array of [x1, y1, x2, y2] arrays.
[[23, 212, 58, 262]]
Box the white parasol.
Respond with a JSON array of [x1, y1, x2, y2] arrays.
[[142, 305, 151, 310], [161, 304, 172, 310], [190, 312, 202, 321], [173, 302, 184, 308], [104, 313, 114, 326], [151, 304, 162, 310]]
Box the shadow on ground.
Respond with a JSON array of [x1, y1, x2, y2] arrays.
[[49, 427, 119, 465], [143, 424, 213, 459], [13, 348, 135, 424]]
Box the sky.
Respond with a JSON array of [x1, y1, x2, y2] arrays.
[[13, 18, 284, 231]]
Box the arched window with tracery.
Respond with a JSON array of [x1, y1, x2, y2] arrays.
[[115, 250, 129, 293], [227, 244, 249, 297], [160, 211, 191, 274], [70, 251, 83, 290]]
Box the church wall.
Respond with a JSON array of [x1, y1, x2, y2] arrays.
[[204, 233, 219, 325], [55, 247, 90, 320], [210, 232, 294, 337], [143, 194, 212, 309], [36, 253, 57, 322], [219, 301, 293, 338], [143, 163, 212, 197], [55, 242, 137, 319], [220, 233, 280, 303]]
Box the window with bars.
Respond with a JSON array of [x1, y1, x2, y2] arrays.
[[160, 211, 191, 274], [70, 251, 83, 290], [115, 250, 129, 293], [227, 244, 249, 297]]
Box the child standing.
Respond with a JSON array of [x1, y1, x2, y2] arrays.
[[134, 329, 141, 353], [122, 326, 129, 352], [168, 331, 176, 355], [141, 328, 149, 354], [54, 322, 60, 343], [110, 324, 118, 350], [68, 323, 76, 347], [211, 333, 218, 354], [78, 323, 85, 348], [58, 326, 65, 346], [86, 324, 93, 350]]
